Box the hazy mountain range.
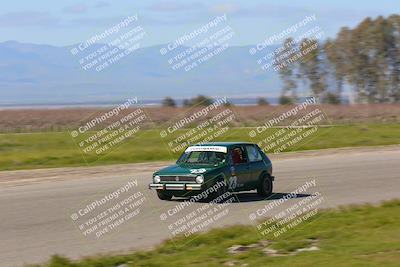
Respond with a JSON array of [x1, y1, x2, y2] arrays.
[[0, 41, 283, 107]]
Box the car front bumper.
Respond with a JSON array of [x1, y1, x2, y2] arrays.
[[149, 183, 202, 191]]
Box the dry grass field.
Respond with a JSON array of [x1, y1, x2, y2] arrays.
[[0, 104, 399, 133]]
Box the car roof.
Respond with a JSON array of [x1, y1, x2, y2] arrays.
[[192, 142, 255, 147]]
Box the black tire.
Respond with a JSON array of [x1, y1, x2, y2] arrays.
[[157, 190, 172, 201], [257, 173, 273, 197]]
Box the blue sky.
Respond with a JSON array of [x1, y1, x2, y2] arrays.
[[0, 0, 398, 47]]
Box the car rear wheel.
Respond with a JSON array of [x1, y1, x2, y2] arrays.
[[157, 190, 172, 201], [257, 174, 273, 197]]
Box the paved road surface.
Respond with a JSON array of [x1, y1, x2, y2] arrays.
[[1, 146, 399, 267]]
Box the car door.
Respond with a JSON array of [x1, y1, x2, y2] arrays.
[[228, 145, 252, 190], [244, 144, 265, 188]]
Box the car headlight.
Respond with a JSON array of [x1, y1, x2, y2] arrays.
[[196, 175, 204, 184], [154, 175, 161, 183]]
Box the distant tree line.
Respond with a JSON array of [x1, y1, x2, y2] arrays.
[[162, 95, 272, 107], [162, 95, 215, 107], [183, 95, 214, 106], [275, 15, 400, 104]]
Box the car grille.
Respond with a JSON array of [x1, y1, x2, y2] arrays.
[[160, 175, 196, 182]]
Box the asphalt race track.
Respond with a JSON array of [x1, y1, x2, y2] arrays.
[[1, 146, 399, 267]]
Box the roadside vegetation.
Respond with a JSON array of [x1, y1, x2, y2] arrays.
[[29, 200, 400, 267], [0, 123, 399, 171]]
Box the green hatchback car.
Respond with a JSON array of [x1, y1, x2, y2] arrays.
[[149, 142, 274, 201], [149, 142, 274, 200]]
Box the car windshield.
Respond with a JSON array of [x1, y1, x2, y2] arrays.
[[177, 151, 227, 165]]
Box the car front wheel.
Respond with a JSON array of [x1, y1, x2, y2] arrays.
[[257, 174, 273, 197], [157, 190, 172, 201]]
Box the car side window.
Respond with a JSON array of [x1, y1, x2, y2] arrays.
[[245, 145, 263, 162], [230, 146, 248, 165]]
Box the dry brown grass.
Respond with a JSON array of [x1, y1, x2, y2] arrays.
[[0, 104, 399, 132]]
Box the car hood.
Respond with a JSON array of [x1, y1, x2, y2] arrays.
[[155, 164, 218, 176]]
